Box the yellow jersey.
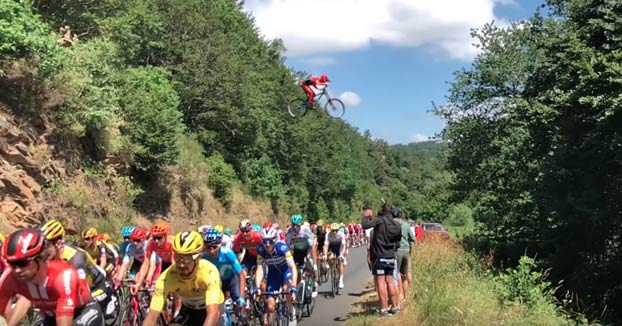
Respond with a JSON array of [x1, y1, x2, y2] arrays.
[[150, 259, 224, 312], [61, 244, 107, 288]]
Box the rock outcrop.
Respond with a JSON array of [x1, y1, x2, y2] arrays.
[[0, 111, 64, 230]]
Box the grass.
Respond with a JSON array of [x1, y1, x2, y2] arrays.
[[347, 239, 593, 326]]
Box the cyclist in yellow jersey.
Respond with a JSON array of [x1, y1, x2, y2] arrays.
[[144, 231, 223, 326], [81, 227, 116, 274]]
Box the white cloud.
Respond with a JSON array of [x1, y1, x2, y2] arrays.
[[243, 0, 510, 60], [305, 56, 337, 66], [339, 91, 361, 107], [410, 133, 429, 143]]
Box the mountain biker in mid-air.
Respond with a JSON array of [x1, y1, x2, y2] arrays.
[[299, 74, 330, 109]]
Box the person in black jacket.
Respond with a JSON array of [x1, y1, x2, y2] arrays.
[[362, 203, 400, 316]]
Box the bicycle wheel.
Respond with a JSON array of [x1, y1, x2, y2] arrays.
[[288, 98, 309, 118], [324, 98, 345, 119], [330, 267, 337, 297], [296, 282, 305, 321]]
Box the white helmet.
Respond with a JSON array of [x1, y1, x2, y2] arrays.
[[261, 227, 278, 240], [197, 225, 212, 233]]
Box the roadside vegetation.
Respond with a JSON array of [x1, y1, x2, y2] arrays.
[[347, 239, 593, 326]]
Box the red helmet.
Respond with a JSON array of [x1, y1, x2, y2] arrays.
[[320, 74, 330, 82], [130, 227, 148, 241], [263, 221, 273, 229], [151, 221, 170, 236], [3, 228, 45, 262]]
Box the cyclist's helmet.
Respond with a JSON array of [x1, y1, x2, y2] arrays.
[[310, 224, 317, 232], [197, 225, 212, 234], [4, 228, 45, 262], [40, 219, 65, 240], [252, 224, 262, 232], [0, 233, 5, 245], [320, 74, 330, 83], [130, 227, 148, 241], [214, 225, 224, 233], [261, 227, 278, 240], [204, 228, 223, 245], [239, 219, 252, 230], [290, 214, 303, 225], [330, 223, 340, 231], [121, 226, 136, 238], [263, 221, 273, 229], [82, 227, 97, 239], [151, 221, 170, 236], [302, 221, 310, 229], [224, 228, 232, 236], [172, 231, 204, 255]]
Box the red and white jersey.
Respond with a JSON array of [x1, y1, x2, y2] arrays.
[[0, 260, 91, 317]]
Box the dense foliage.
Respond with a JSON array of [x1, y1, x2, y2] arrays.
[[1, 0, 449, 224], [436, 0, 622, 322]]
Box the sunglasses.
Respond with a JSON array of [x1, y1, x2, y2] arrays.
[[207, 244, 220, 250], [133, 239, 143, 244], [176, 254, 199, 264], [9, 260, 33, 268], [262, 239, 276, 246], [241, 229, 251, 234], [84, 237, 95, 241], [153, 236, 164, 241]]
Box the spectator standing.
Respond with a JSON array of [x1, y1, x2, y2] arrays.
[[393, 207, 415, 299], [362, 203, 401, 316]]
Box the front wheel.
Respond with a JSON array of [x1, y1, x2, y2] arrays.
[[324, 99, 345, 119], [288, 98, 309, 118]]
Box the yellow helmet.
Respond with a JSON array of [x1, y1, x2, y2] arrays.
[[0, 233, 5, 244], [330, 223, 340, 230], [100, 233, 111, 242], [41, 219, 66, 240], [339, 223, 345, 228], [214, 225, 224, 233], [172, 231, 204, 255], [82, 227, 98, 239]]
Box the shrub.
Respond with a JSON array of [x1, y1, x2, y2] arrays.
[[242, 156, 285, 200], [0, 0, 62, 74], [116, 67, 185, 172], [206, 153, 237, 206]]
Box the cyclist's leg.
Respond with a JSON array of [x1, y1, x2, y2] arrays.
[[300, 82, 315, 107], [170, 306, 206, 326], [73, 301, 105, 326]]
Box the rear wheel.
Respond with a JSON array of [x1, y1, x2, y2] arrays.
[[288, 98, 309, 118], [324, 99, 345, 119]]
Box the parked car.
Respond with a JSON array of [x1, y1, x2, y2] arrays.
[[422, 222, 449, 240]]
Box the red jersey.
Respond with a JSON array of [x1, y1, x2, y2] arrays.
[[145, 236, 174, 263], [308, 76, 327, 87], [0, 260, 91, 317], [232, 231, 262, 257]]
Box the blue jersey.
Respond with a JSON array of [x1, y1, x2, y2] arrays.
[[202, 247, 242, 281], [257, 241, 294, 273], [119, 241, 130, 257]]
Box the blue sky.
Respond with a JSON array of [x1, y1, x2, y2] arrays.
[[244, 0, 545, 144]]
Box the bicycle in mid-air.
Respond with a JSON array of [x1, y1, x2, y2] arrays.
[[288, 86, 346, 119]]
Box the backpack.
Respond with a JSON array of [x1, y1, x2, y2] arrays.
[[381, 214, 402, 245]]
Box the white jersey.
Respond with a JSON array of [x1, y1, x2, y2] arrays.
[[325, 230, 346, 246], [221, 234, 233, 249]]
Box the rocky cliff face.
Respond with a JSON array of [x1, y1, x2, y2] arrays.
[[0, 111, 65, 230]]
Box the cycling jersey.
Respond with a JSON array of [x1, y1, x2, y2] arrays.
[[123, 241, 157, 276], [0, 260, 91, 317], [202, 247, 242, 281], [145, 236, 174, 264], [221, 234, 233, 250], [202, 247, 242, 300], [62, 244, 107, 289], [257, 241, 295, 296], [232, 231, 262, 270], [150, 259, 224, 311], [325, 230, 346, 256], [286, 227, 314, 266], [315, 229, 326, 253], [119, 241, 130, 257], [83, 240, 109, 263]]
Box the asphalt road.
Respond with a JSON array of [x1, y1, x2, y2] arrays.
[[299, 246, 371, 326]]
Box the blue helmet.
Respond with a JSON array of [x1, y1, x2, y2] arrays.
[[121, 226, 136, 238], [252, 224, 262, 232], [224, 228, 232, 236], [203, 228, 223, 245]]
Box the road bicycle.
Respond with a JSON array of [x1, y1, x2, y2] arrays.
[[288, 87, 345, 119], [327, 253, 342, 297], [254, 292, 292, 326], [294, 265, 316, 320], [243, 267, 266, 326], [117, 280, 169, 326]]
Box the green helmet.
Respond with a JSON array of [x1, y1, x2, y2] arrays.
[[224, 228, 232, 235], [290, 214, 304, 225]]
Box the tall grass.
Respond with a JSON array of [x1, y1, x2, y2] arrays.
[[348, 240, 593, 326]]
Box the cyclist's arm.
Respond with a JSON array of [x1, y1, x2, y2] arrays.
[[145, 252, 159, 285], [54, 267, 80, 326], [254, 257, 264, 289], [340, 234, 346, 257], [145, 271, 166, 326], [5, 295, 30, 326], [97, 242, 107, 269], [226, 250, 244, 299], [134, 256, 150, 288]]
